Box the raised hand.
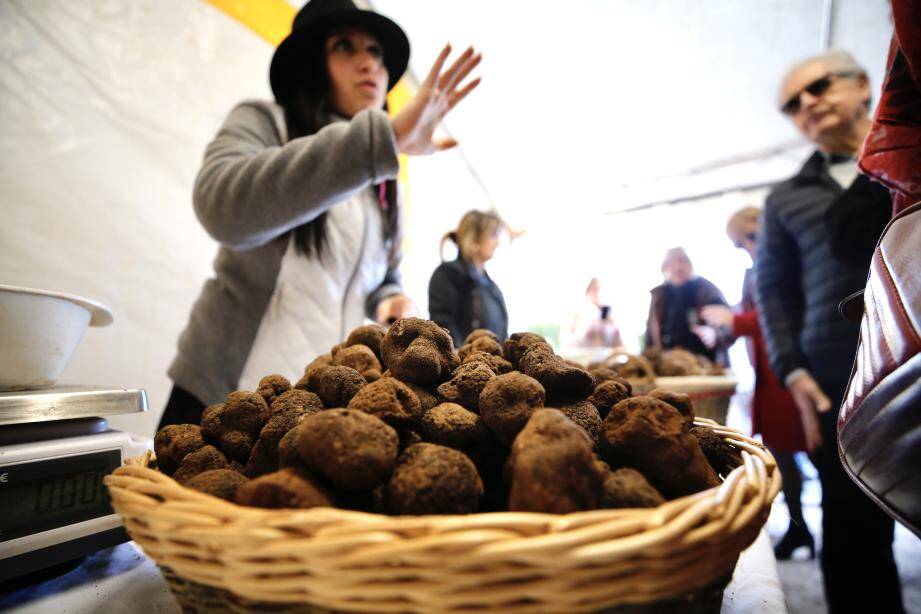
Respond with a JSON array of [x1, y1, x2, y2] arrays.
[[700, 304, 734, 328], [691, 324, 719, 349], [391, 44, 481, 155]]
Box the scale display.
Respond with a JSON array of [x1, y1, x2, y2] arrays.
[[0, 449, 121, 543]]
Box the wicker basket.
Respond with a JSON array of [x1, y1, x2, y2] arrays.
[[105, 419, 779, 613], [652, 376, 739, 424]]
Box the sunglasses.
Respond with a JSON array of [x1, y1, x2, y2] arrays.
[[733, 232, 757, 249], [780, 71, 859, 115]]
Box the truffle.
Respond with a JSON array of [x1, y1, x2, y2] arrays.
[[657, 348, 705, 376], [462, 350, 514, 375], [507, 409, 603, 513], [333, 344, 383, 382], [295, 409, 399, 491], [303, 353, 333, 378], [599, 468, 666, 509], [380, 318, 459, 386], [647, 389, 695, 428], [463, 329, 500, 345], [558, 400, 603, 449], [172, 444, 230, 484], [256, 374, 291, 408], [436, 361, 496, 412], [588, 380, 632, 419], [184, 469, 248, 501], [343, 324, 387, 364], [386, 443, 483, 515], [502, 332, 547, 369], [604, 353, 656, 393], [244, 403, 316, 477], [419, 402, 490, 450], [691, 425, 743, 477], [601, 397, 720, 498], [640, 347, 663, 373], [518, 342, 594, 401], [154, 424, 207, 476], [458, 335, 504, 362], [270, 389, 324, 416], [696, 353, 724, 375], [296, 364, 367, 408], [201, 391, 269, 463], [277, 428, 307, 471], [478, 372, 546, 445], [399, 429, 423, 451], [605, 352, 656, 379], [234, 468, 335, 509], [346, 378, 423, 428], [403, 382, 439, 413], [588, 368, 631, 391]]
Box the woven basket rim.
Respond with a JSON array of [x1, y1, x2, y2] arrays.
[[105, 418, 780, 613]]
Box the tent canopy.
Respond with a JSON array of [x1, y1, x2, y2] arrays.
[[376, 0, 891, 218]]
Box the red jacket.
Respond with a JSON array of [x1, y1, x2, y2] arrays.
[[735, 270, 807, 452], [859, 0, 921, 215]]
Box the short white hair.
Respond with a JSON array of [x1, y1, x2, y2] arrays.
[[779, 49, 870, 106], [661, 246, 691, 271]]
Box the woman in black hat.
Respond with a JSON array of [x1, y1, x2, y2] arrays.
[[159, 0, 481, 428]]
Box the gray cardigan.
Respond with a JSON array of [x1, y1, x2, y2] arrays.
[[168, 100, 402, 405]]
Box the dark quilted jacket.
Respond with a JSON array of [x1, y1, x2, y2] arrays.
[[754, 151, 891, 383]]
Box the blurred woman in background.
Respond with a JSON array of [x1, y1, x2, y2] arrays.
[[428, 210, 508, 346], [563, 277, 624, 350], [701, 206, 814, 559]]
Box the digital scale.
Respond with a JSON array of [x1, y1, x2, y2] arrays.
[[0, 386, 152, 583]]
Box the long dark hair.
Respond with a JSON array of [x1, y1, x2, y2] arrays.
[[277, 35, 399, 259]]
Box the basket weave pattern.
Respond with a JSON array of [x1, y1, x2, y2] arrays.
[[105, 419, 779, 613]]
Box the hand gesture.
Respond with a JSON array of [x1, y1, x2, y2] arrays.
[[788, 372, 832, 452], [691, 324, 718, 349], [701, 304, 734, 329], [391, 44, 481, 155]]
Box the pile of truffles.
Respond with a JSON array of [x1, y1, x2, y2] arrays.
[[154, 319, 741, 515], [592, 347, 724, 384], [641, 347, 725, 377]]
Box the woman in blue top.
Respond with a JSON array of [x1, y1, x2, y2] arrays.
[[428, 210, 509, 346]]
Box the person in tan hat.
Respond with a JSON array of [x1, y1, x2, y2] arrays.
[[161, 0, 481, 428]]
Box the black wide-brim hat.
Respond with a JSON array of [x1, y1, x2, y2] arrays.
[[270, 0, 410, 102]]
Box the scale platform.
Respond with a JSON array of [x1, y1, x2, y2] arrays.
[[0, 386, 148, 426], [0, 386, 151, 583]]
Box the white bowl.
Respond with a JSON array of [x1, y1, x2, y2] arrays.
[[0, 284, 113, 391]]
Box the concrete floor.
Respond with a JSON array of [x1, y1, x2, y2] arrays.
[[765, 456, 921, 614]]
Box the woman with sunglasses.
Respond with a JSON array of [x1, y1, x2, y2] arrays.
[[159, 0, 481, 428], [701, 207, 814, 561]]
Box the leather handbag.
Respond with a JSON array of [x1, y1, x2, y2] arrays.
[[838, 200, 921, 538]]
